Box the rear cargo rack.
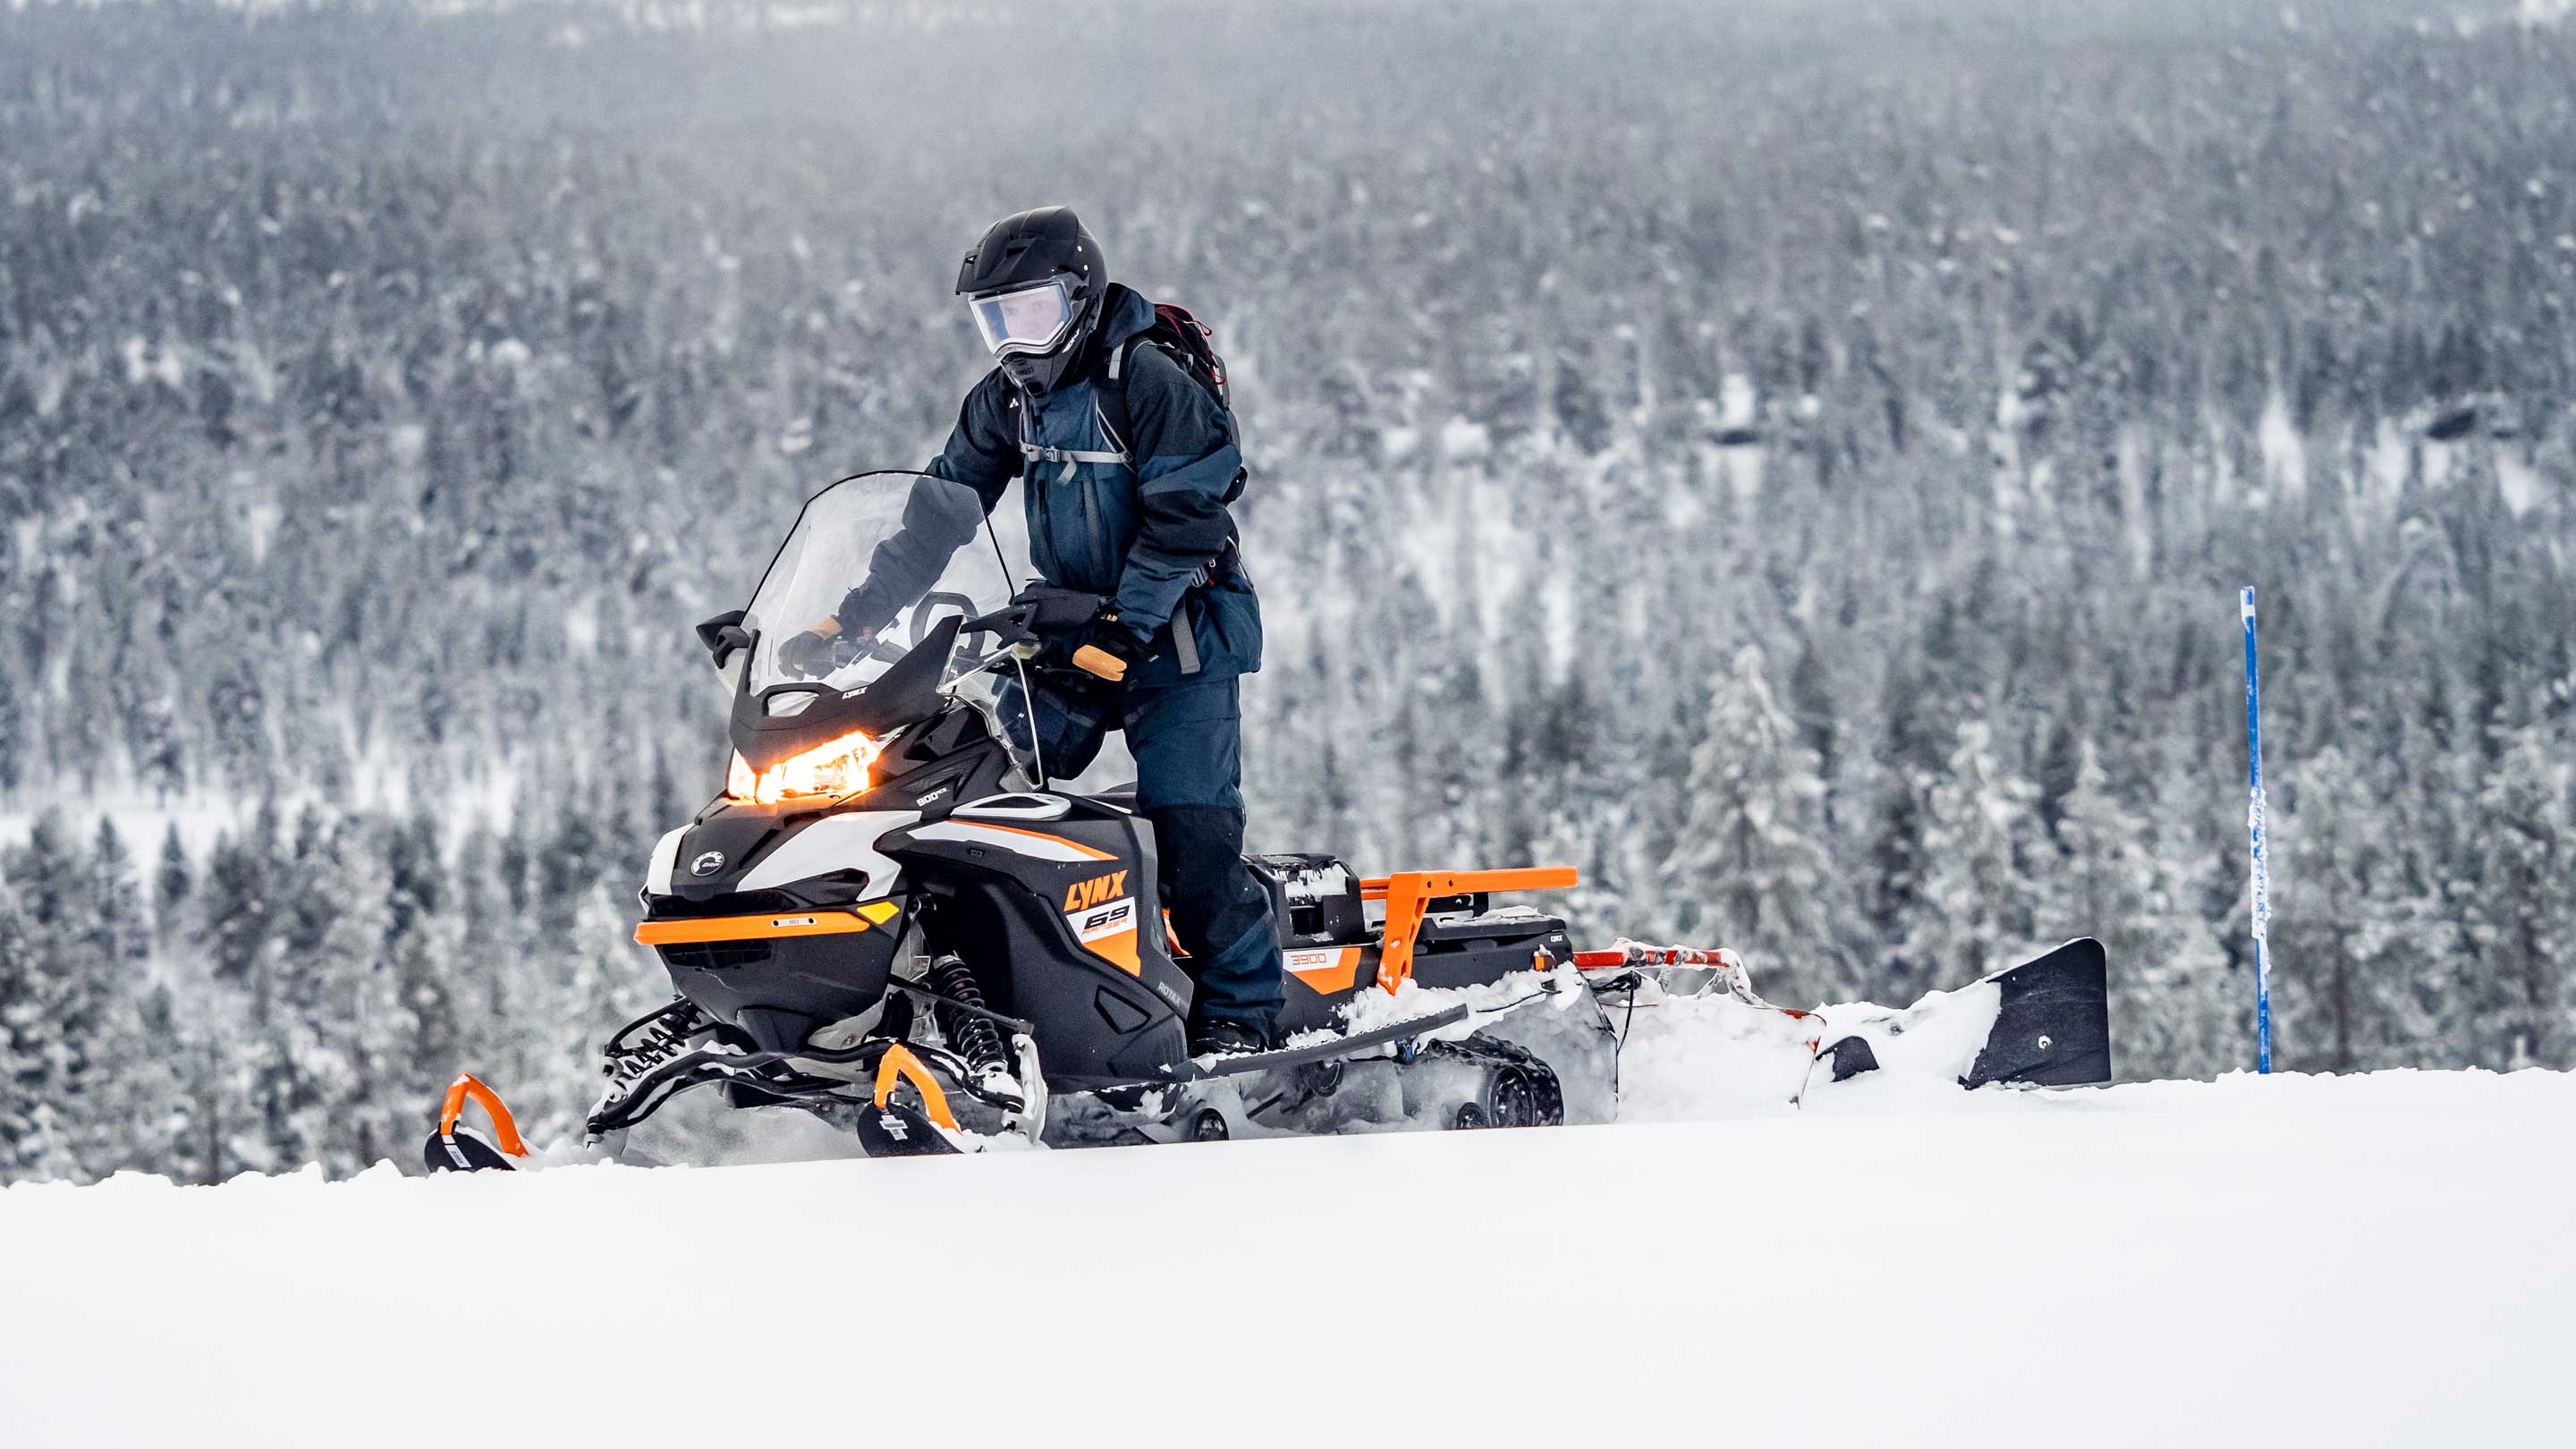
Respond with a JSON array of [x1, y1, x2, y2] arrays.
[[1358, 869, 1579, 994]]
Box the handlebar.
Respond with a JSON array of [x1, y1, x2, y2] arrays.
[[767, 585, 1118, 685], [961, 584, 1110, 642]]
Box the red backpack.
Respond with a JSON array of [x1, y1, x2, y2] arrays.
[[1101, 301, 1248, 503]]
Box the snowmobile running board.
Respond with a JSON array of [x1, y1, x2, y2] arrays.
[[1182, 1004, 1473, 1081]]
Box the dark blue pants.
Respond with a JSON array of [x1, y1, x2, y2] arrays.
[[1025, 673, 1283, 1039]]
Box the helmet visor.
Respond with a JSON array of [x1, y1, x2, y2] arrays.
[[966, 277, 1077, 357]]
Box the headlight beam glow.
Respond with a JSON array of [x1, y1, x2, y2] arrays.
[[725, 728, 886, 806]]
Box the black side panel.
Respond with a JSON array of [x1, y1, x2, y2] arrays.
[[1272, 945, 1378, 1038], [854, 735, 1013, 819], [1963, 937, 2113, 1088], [945, 876, 1186, 1083], [886, 804, 1191, 1086]]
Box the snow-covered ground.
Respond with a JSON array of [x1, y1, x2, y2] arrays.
[[4, 1067, 2569, 1447]]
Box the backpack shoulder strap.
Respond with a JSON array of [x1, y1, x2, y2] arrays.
[[1106, 331, 1144, 384], [1097, 334, 1248, 504], [1017, 381, 1128, 477], [1095, 335, 1151, 456]]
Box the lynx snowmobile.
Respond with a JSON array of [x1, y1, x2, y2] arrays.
[[427, 470, 2112, 1172]]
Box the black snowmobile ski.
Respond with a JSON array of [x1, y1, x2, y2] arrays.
[[852, 1100, 963, 1157]]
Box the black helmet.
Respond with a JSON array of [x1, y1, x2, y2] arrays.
[[956, 205, 1106, 396]]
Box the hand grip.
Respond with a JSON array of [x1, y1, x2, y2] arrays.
[[1072, 644, 1129, 682]]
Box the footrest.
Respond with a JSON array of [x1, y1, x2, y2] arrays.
[[1182, 1004, 1471, 1081]]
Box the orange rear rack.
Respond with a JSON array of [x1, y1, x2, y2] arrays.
[[1358, 868, 1579, 995]]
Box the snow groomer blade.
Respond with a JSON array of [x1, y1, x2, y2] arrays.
[[1963, 938, 2112, 1088]]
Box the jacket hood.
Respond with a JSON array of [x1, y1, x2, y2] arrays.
[[1097, 283, 1156, 353]]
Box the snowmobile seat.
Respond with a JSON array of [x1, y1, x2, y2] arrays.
[[1085, 782, 1140, 812]]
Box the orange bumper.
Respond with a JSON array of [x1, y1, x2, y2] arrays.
[[634, 899, 901, 947]]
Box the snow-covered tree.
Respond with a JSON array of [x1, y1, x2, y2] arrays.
[[0, 815, 174, 1180], [1662, 645, 1845, 1002], [153, 822, 192, 951], [0, 899, 61, 1180], [2046, 743, 2236, 1080], [4, 4, 2576, 1181], [2462, 725, 2576, 1070], [85, 819, 151, 977], [2269, 747, 2441, 1072], [1901, 719, 2041, 989]]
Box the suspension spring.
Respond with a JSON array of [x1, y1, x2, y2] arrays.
[[928, 954, 1010, 1077], [603, 998, 707, 1084]]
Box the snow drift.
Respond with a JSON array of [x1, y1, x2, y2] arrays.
[[5, 1067, 2571, 1448]]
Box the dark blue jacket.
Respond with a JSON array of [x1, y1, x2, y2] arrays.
[[922, 284, 1260, 688]]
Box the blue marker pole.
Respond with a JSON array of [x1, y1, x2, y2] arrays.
[[2241, 587, 2272, 1074]]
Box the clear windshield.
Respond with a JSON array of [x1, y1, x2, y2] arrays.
[[743, 471, 1013, 698]]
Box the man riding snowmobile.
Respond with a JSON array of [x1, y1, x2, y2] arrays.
[[777, 205, 1283, 1056]]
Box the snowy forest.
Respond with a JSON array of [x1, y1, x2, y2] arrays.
[[2, 0, 2572, 1184]]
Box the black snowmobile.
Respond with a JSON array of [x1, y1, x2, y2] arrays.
[[428, 471, 2112, 1171]]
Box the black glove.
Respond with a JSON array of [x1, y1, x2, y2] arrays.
[[1052, 612, 1152, 682], [833, 588, 899, 649], [779, 627, 860, 679], [780, 598, 906, 678]]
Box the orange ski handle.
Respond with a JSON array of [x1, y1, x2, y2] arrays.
[[873, 1045, 960, 1132], [436, 1073, 530, 1158], [1071, 644, 1129, 682]]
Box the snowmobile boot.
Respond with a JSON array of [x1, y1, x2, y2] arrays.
[[1189, 1019, 1270, 1058]]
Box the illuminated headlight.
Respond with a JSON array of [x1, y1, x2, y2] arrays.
[[725, 728, 886, 806]]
